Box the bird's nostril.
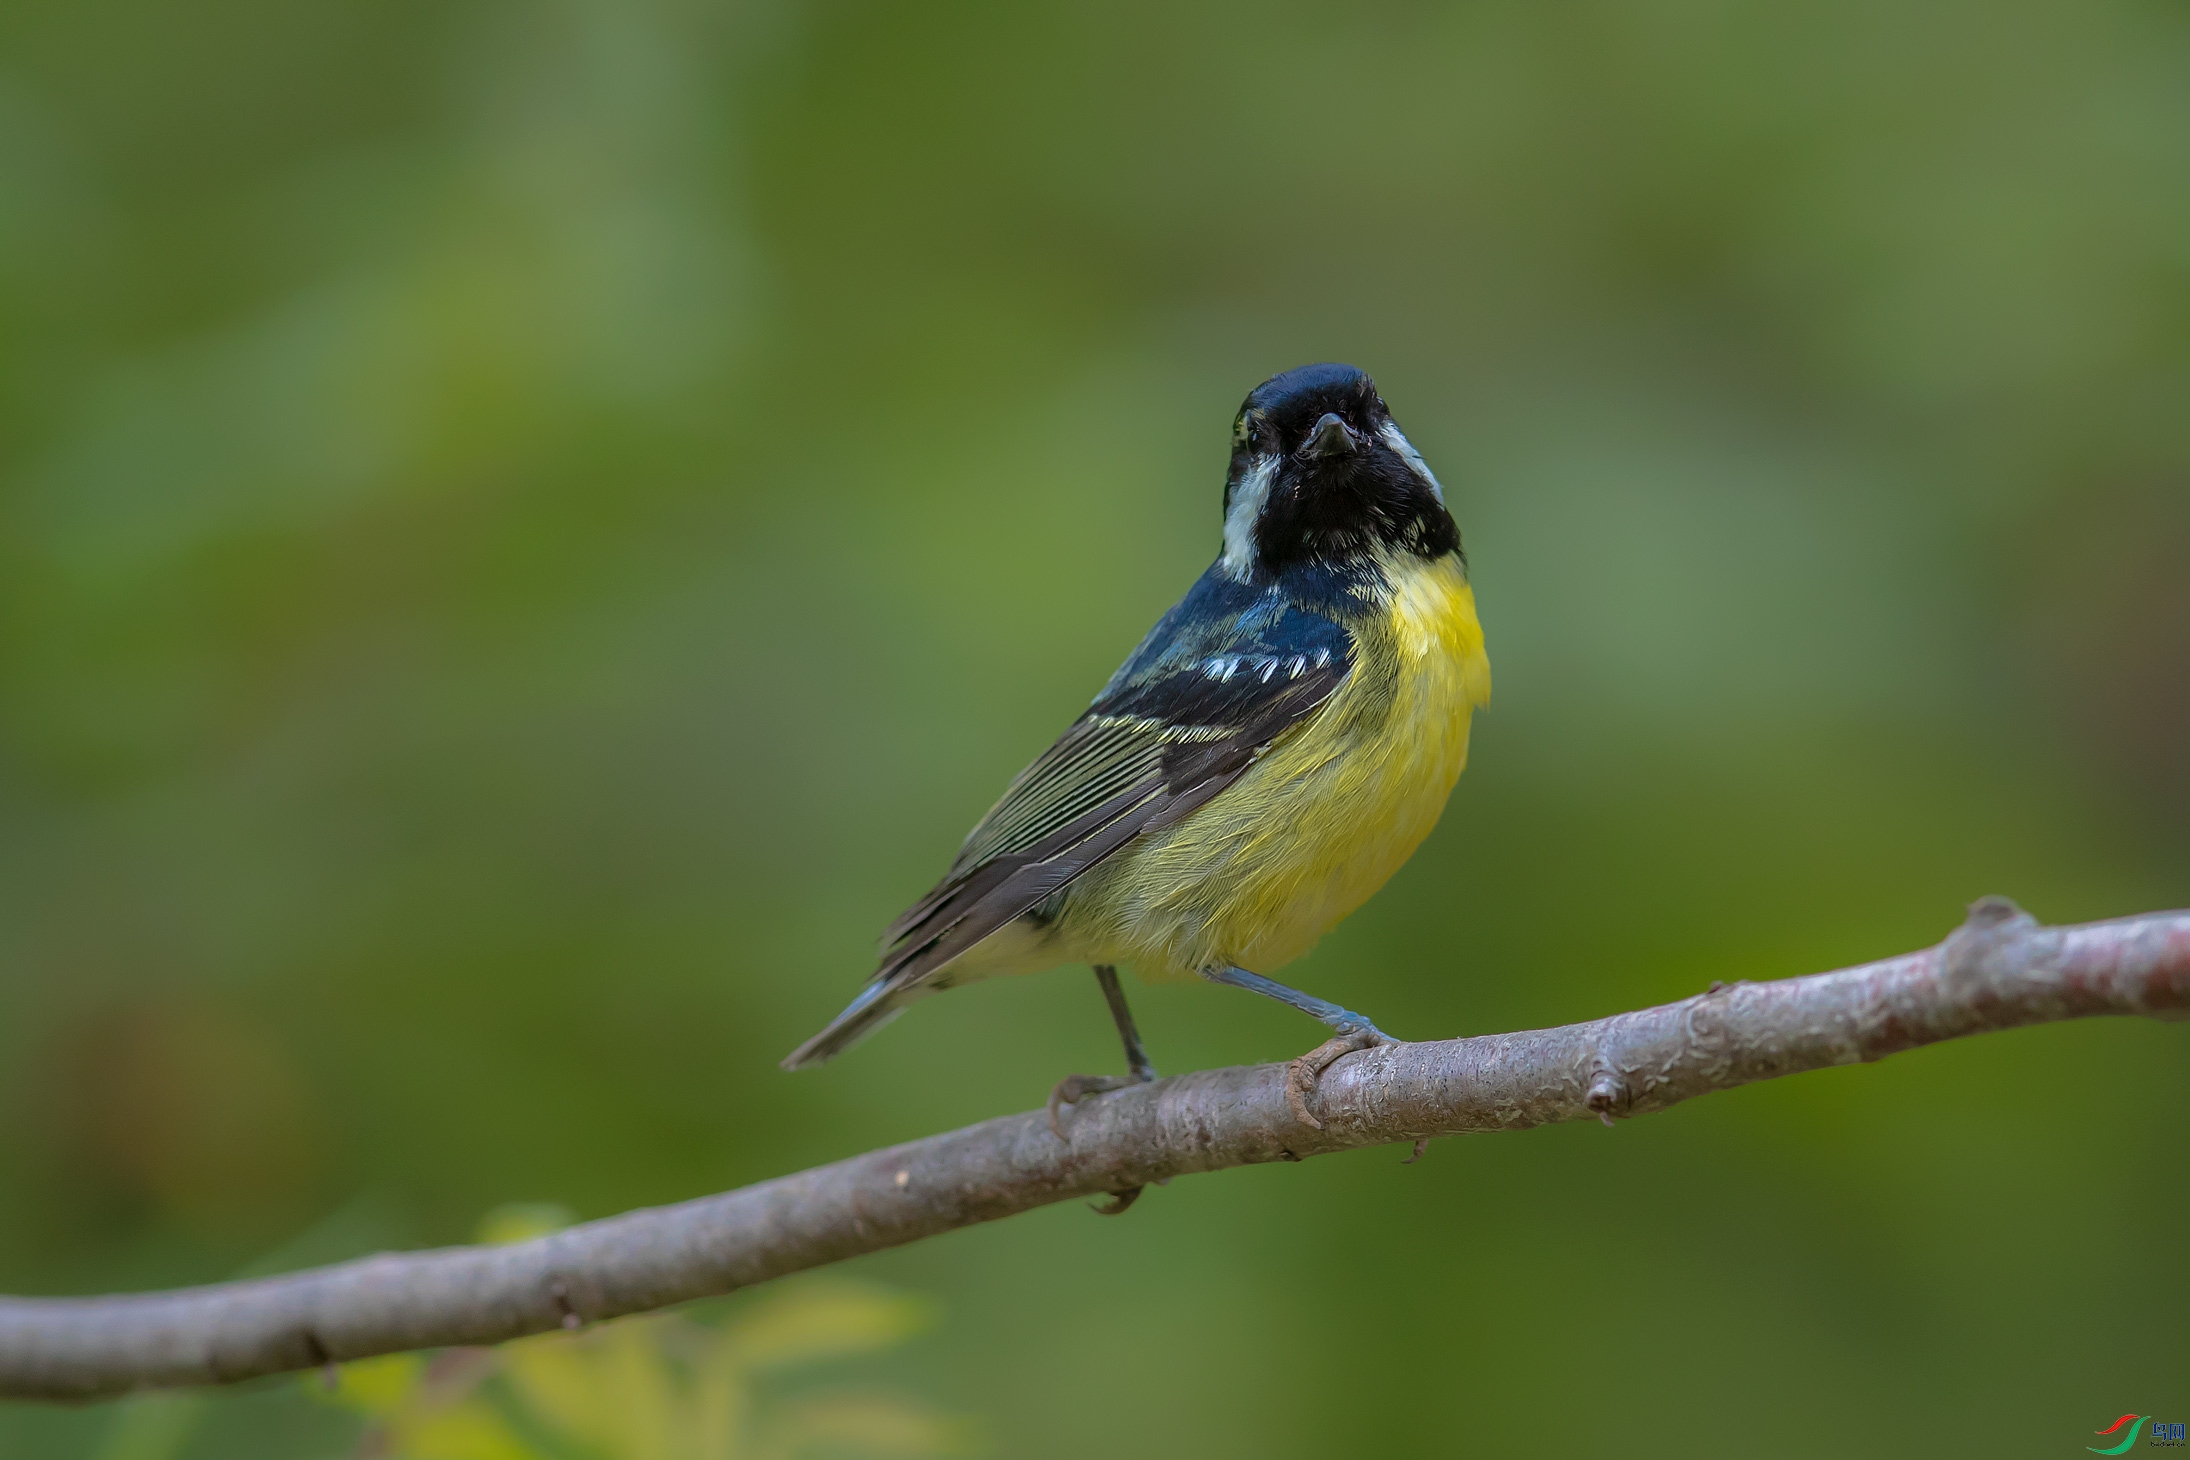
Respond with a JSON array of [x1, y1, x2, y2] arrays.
[[1303, 413, 1357, 458]]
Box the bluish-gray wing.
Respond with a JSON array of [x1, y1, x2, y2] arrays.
[[872, 571, 1352, 990]]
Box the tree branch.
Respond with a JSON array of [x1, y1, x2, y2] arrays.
[[4, 897, 2185, 1402]]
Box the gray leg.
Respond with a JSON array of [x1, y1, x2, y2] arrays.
[[1201, 964, 1399, 1129], [1095, 963, 1158, 1081], [1200, 965, 1392, 1040], [1048, 966, 1160, 1205]]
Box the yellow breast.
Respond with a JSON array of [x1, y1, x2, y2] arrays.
[[1064, 551, 1490, 980]]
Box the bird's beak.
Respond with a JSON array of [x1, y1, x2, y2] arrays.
[[1302, 412, 1359, 459]]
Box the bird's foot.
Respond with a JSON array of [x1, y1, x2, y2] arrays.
[[1047, 1071, 1151, 1141], [1087, 1186, 1143, 1217], [1285, 1025, 1397, 1130], [1048, 1070, 1154, 1216]]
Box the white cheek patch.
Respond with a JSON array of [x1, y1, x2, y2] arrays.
[[1379, 422, 1445, 503], [1221, 456, 1277, 580]]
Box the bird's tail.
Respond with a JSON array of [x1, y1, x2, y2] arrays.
[[780, 979, 911, 1070]]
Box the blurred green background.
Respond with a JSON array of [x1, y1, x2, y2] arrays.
[[2, 0, 2187, 1454]]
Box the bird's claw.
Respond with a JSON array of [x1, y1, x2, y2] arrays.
[[1088, 1186, 1143, 1216], [1284, 1026, 1397, 1129], [1047, 1072, 1148, 1141]]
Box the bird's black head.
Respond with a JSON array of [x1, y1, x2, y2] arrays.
[[1219, 363, 1458, 581]]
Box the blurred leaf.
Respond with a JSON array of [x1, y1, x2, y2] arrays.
[[89, 1395, 202, 1460], [320, 1273, 970, 1460], [318, 1352, 426, 1417], [715, 1281, 935, 1374], [765, 1395, 981, 1460], [495, 1333, 613, 1449], [476, 1203, 577, 1247], [377, 1405, 538, 1460]]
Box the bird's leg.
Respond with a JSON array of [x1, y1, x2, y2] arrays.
[[1200, 965, 1398, 1130], [1047, 965, 1159, 1148], [1096, 962, 1158, 1083]]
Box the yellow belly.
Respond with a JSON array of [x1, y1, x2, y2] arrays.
[[1058, 552, 1490, 980]]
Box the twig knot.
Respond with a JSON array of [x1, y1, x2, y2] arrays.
[[1585, 1072, 1626, 1127]]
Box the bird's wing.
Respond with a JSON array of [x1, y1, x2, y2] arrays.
[[870, 567, 1353, 994]]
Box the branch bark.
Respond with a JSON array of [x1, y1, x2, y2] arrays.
[[4, 897, 2185, 1403]]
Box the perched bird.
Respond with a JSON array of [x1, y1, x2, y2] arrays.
[[783, 363, 1490, 1143]]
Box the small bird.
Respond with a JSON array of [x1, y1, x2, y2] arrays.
[[783, 363, 1490, 1139]]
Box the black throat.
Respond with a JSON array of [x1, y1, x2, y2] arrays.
[[1250, 449, 1458, 574]]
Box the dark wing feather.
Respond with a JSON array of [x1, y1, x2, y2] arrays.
[[872, 566, 1353, 991]]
